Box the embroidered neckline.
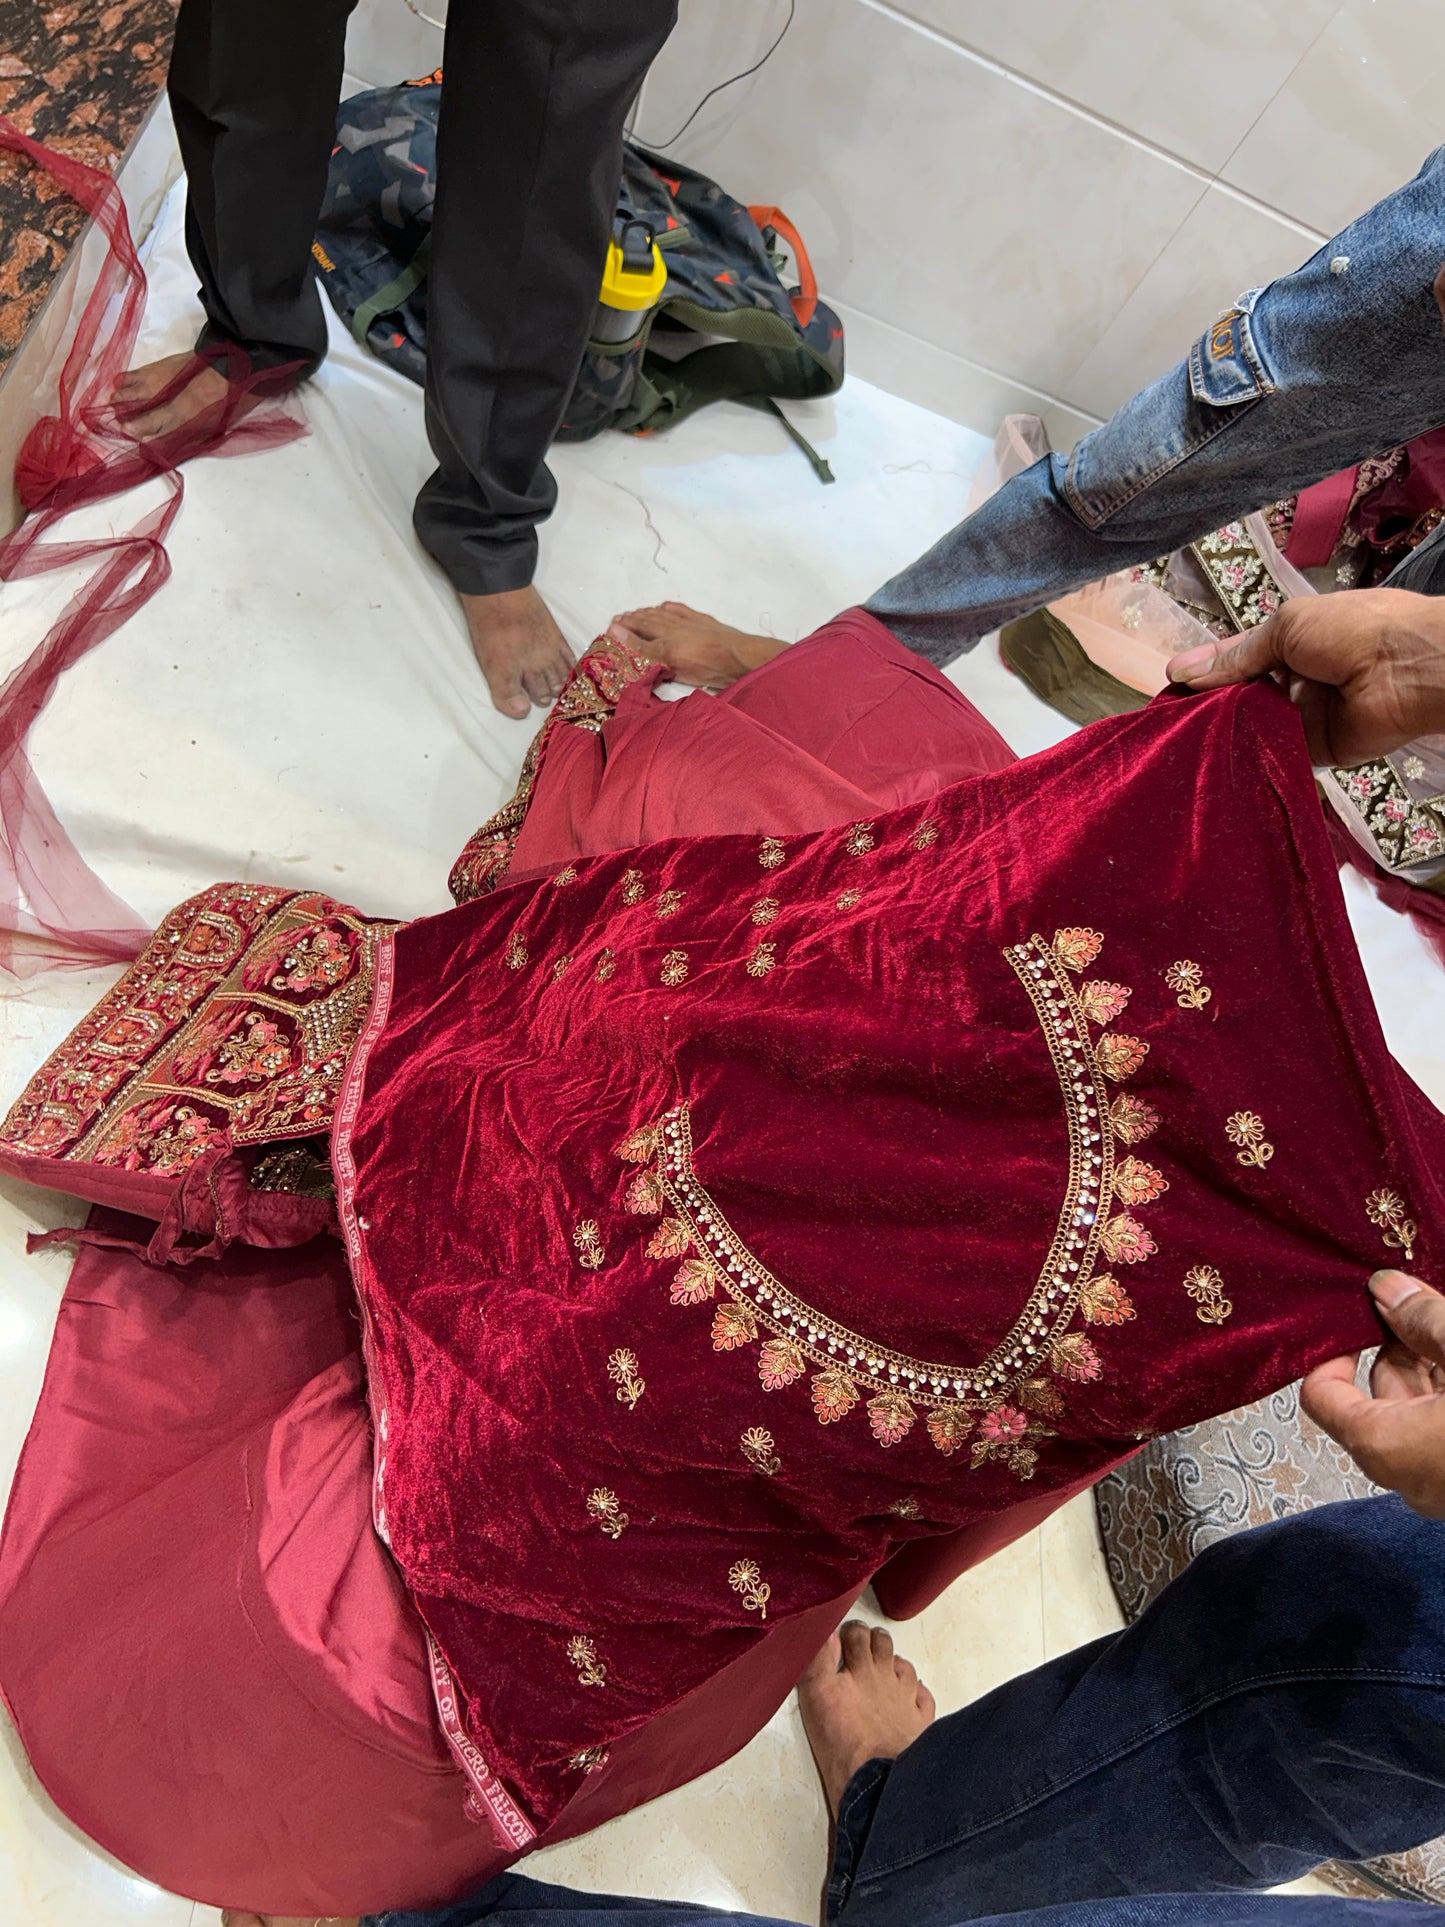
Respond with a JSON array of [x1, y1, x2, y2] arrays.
[[621, 929, 1164, 1462]]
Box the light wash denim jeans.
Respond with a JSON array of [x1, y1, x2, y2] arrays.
[[866, 147, 1445, 666], [366, 1496, 1445, 1927]]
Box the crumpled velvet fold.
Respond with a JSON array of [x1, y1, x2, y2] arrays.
[[339, 651, 1442, 1845]]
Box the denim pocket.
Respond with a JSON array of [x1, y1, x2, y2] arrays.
[[1064, 286, 1276, 529]]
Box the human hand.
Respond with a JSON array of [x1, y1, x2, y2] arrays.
[[1301, 1269, 1445, 1517], [1166, 587, 1445, 765]]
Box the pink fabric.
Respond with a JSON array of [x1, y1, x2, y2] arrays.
[[0, 121, 305, 975], [0, 614, 1035, 1915]]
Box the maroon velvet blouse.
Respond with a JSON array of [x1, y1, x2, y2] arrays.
[[336, 679, 1443, 1845]]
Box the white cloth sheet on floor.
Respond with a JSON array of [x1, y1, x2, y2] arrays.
[[0, 180, 1440, 1927]]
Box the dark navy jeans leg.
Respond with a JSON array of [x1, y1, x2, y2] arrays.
[[828, 1498, 1445, 1927]]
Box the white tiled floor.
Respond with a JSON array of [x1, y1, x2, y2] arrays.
[[0, 182, 1441, 1927]]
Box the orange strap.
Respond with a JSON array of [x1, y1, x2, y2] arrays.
[[748, 204, 818, 329]]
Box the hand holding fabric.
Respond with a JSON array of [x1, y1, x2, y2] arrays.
[[1303, 1270, 1445, 1517], [1166, 588, 1445, 766]]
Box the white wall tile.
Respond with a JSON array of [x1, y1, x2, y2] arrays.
[[344, 0, 445, 90], [889, 0, 1340, 176], [646, 0, 1208, 401], [1221, 0, 1445, 237], [1063, 183, 1322, 420]]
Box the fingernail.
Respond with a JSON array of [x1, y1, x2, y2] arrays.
[[1369, 1268, 1423, 1308], [1167, 644, 1217, 683]]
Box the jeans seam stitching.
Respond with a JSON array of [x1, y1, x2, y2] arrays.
[[853, 1666, 1445, 1884], [1063, 393, 1262, 530]]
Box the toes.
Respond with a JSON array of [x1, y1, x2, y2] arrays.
[[838, 1621, 874, 1671], [917, 1680, 937, 1723], [521, 666, 555, 709], [868, 1626, 895, 1666], [800, 1631, 843, 1686], [488, 674, 531, 721], [893, 1656, 917, 1687]]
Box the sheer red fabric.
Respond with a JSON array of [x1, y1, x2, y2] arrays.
[[0, 121, 305, 975]]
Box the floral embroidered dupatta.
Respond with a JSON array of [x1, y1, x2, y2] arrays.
[[336, 667, 1443, 1849]]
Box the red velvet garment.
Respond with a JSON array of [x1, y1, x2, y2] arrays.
[[339, 649, 1442, 1850]]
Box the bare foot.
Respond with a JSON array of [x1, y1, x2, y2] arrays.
[[798, 1621, 936, 1816], [112, 352, 256, 441], [461, 583, 576, 720], [220, 1912, 359, 1926], [608, 601, 786, 689]]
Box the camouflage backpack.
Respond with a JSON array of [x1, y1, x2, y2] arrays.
[[313, 74, 845, 480]]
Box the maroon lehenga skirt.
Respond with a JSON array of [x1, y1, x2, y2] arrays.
[[0, 613, 1084, 1915]]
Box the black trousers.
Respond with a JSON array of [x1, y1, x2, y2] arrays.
[[168, 0, 677, 594]]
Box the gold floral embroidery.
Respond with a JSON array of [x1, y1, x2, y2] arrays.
[[845, 822, 876, 855], [670, 1256, 717, 1304], [621, 869, 646, 906], [1182, 1265, 1233, 1324], [1165, 960, 1212, 1011], [741, 1426, 781, 1475], [1110, 1094, 1160, 1144], [890, 1495, 922, 1518], [868, 1390, 917, 1446], [655, 889, 684, 920], [646, 1216, 690, 1259], [607, 1348, 645, 1407], [1226, 1110, 1274, 1168], [1366, 1188, 1418, 1263], [1113, 1157, 1168, 1206], [927, 1407, 973, 1455], [751, 897, 780, 925], [836, 888, 863, 912], [812, 1369, 860, 1424], [1095, 1034, 1149, 1081], [553, 955, 573, 981], [570, 1745, 610, 1774], [625, 1169, 665, 1213], [553, 865, 579, 886], [505, 930, 528, 970], [759, 1335, 807, 1389], [1018, 1376, 1065, 1418], [746, 942, 777, 978], [1078, 1275, 1135, 1325], [911, 822, 939, 851], [616, 1124, 662, 1163], [758, 838, 786, 870], [1079, 980, 1132, 1026], [1050, 1331, 1102, 1382], [586, 1488, 630, 1539], [712, 1301, 758, 1350], [728, 1558, 771, 1619], [1099, 1214, 1157, 1265], [660, 949, 689, 987], [567, 1635, 607, 1686], [1053, 927, 1103, 972], [573, 1219, 606, 1269], [595, 948, 618, 983], [971, 1405, 1048, 1480]]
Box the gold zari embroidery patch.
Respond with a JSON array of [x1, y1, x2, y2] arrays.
[[1366, 1188, 1418, 1263]]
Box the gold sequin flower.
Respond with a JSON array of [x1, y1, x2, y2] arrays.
[[567, 1634, 608, 1686], [1165, 959, 1212, 1010], [1226, 1110, 1274, 1168], [746, 942, 777, 978], [607, 1348, 645, 1407], [660, 949, 689, 986], [740, 1426, 780, 1476], [751, 897, 780, 925], [655, 888, 684, 919], [586, 1488, 629, 1539], [573, 1219, 605, 1269], [620, 869, 646, 905], [728, 1558, 771, 1619], [504, 930, 528, 970], [758, 837, 786, 870], [911, 822, 939, 851], [845, 822, 876, 855], [595, 947, 618, 983], [1366, 1188, 1418, 1263], [836, 888, 862, 912], [1183, 1265, 1233, 1324], [552, 865, 579, 886]]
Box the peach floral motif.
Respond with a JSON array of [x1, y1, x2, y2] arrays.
[[758, 1336, 808, 1390], [711, 1301, 759, 1351], [812, 1369, 860, 1425], [867, 1391, 916, 1447], [1053, 927, 1104, 971], [1050, 1331, 1103, 1382], [1112, 1156, 1168, 1206], [670, 1257, 717, 1305], [625, 1170, 665, 1214], [646, 1216, 691, 1259], [1078, 1275, 1136, 1326], [1078, 980, 1132, 1026], [979, 1405, 1027, 1445], [1110, 1094, 1161, 1144], [1018, 1376, 1066, 1418], [1100, 1213, 1157, 1265], [615, 1124, 661, 1163], [1095, 1034, 1149, 1082], [927, 1406, 974, 1455]]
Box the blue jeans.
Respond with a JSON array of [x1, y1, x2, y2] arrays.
[[865, 147, 1445, 665], [368, 1495, 1445, 1927]]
